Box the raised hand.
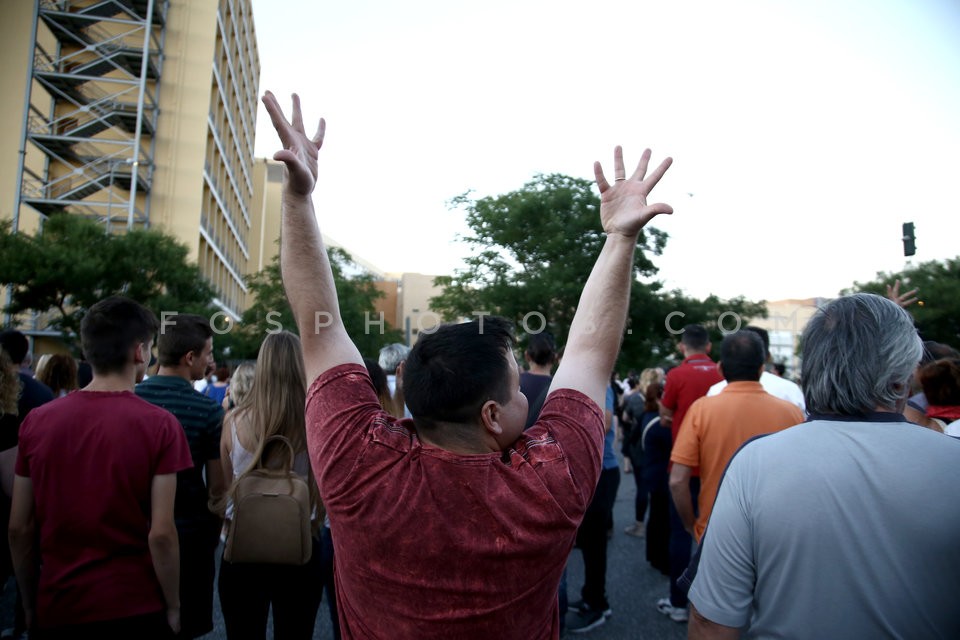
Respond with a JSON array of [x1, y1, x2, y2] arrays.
[[262, 91, 325, 197], [594, 146, 673, 237], [886, 279, 919, 308]]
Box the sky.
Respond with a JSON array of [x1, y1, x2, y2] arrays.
[[249, 0, 960, 302]]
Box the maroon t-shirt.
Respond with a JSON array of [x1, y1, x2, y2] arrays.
[[306, 364, 604, 640], [661, 354, 723, 444], [16, 391, 193, 629]]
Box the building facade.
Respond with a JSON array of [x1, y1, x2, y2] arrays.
[[1, 0, 262, 326]]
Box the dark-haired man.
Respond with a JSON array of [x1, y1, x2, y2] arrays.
[[705, 326, 804, 411], [520, 332, 557, 428], [9, 297, 192, 637], [669, 330, 803, 544], [263, 90, 673, 639], [657, 323, 722, 622], [136, 313, 224, 640]]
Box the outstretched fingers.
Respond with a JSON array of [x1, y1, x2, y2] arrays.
[[312, 117, 327, 149], [630, 148, 652, 182], [613, 146, 626, 181], [262, 91, 295, 146], [291, 93, 305, 133], [641, 157, 674, 192], [594, 161, 610, 192]]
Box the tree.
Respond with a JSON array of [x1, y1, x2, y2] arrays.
[[220, 248, 403, 360], [0, 215, 217, 344], [847, 257, 960, 347], [430, 174, 766, 369]]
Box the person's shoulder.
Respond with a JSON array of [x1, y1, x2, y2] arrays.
[[19, 373, 55, 402]]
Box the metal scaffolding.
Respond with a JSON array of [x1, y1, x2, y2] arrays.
[[16, 0, 167, 231]]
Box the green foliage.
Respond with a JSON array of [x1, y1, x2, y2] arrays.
[[847, 257, 960, 347], [430, 173, 767, 369], [0, 215, 217, 345], [220, 249, 403, 360]]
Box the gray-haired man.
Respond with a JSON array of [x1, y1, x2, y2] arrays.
[[688, 293, 960, 639]]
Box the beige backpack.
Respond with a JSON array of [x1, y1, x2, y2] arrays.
[[224, 436, 312, 565]]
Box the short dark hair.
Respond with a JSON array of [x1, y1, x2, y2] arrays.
[[744, 325, 770, 357], [525, 332, 556, 366], [403, 316, 515, 426], [0, 330, 29, 365], [681, 324, 709, 351], [81, 297, 159, 375], [720, 330, 765, 382], [157, 313, 213, 366], [918, 358, 960, 406]]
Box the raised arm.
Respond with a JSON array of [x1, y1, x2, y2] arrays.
[[550, 147, 672, 409], [262, 91, 363, 385]]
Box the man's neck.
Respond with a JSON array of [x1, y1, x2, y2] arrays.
[[84, 371, 137, 393], [415, 421, 497, 455], [683, 349, 709, 359], [527, 363, 552, 376], [157, 365, 194, 383]]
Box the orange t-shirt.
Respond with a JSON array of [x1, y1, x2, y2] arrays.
[[671, 381, 805, 541]]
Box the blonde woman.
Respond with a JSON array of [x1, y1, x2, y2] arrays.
[[221, 362, 254, 412], [217, 332, 324, 639]]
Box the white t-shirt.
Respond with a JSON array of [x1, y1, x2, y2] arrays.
[[707, 371, 805, 412]]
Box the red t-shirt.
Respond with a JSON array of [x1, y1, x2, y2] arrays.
[[661, 354, 723, 444], [306, 364, 604, 640], [16, 391, 193, 629]]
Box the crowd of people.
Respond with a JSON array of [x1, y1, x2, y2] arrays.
[[0, 90, 957, 640]]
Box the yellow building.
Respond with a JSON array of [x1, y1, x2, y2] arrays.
[[1, 0, 263, 332], [752, 297, 828, 379]]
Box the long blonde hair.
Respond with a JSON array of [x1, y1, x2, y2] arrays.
[[0, 349, 18, 415], [222, 332, 321, 524], [234, 332, 308, 466]]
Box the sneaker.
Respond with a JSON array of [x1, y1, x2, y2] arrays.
[[656, 597, 689, 622], [567, 600, 612, 617], [566, 608, 607, 633], [624, 522, 645, 538]]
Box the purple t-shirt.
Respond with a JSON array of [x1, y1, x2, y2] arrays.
[[306, 364, 604, 639]]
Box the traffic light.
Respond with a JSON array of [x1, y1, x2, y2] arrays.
[[902, 222, 916, 257]]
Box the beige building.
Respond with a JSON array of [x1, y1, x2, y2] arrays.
[[393, 272, 444, 345], [752, 297, 828, 379], [1, 0, 264, 333]]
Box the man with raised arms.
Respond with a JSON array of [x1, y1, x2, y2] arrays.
[[262, 91, 672, 639]]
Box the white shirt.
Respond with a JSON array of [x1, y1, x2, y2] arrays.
[[708, 371, 805, 412]]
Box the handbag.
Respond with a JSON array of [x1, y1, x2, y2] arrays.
[[224, 435, 312, 565]]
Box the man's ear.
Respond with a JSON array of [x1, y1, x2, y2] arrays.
[[133, 342, 149, 365], [705, 342, 712, 355], [479, 399, 502, 436], [716, 362, 723, 376], [182, 349, 196, 369]]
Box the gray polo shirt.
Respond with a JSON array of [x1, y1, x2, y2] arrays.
[[690, 413, 960, 638]]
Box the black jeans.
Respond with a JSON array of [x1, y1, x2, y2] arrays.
[[34, 611, 173, 640], [668, 477, 700, 607], [218, 537, 324, 640], [628, 445, 648, 522], [576, 466, 621, 610]]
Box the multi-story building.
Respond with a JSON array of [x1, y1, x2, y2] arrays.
[[1, 0, 262, 336], [752, 298, 828, 380]]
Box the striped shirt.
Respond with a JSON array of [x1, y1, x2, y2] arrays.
[[136, 375, 224, 521]]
